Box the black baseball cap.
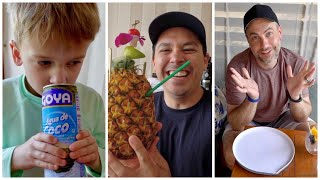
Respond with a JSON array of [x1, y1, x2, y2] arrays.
[[244, 4, 279, 32], [148, 11, 207, 53]]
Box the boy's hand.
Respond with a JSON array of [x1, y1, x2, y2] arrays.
[[11, 133, 68, 171], [69, 130, 101, 173]]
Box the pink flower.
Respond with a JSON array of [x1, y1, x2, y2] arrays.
[[115, 33, 145, 47]]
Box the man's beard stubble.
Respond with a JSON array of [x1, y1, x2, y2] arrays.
[[257, 42, 281, 66]]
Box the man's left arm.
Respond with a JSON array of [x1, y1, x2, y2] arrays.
[[286, 61, 315, 122], [289, 95, 312, 122]]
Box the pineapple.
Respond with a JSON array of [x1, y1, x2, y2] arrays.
[[108, 21, 157, 159]]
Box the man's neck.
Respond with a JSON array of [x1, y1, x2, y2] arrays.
[[255, 58, 278, 70], [163, 87, 204, 109]]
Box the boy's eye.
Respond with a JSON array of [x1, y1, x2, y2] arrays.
[[38, 61, 51, 66]]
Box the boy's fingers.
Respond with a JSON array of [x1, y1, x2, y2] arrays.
[[33, 133, 57, 144], [69, 135, 96, 151], [70, 143, 97, 159], [33, 158, 59, 170], [76, 152, 98, 163], [76, 130, 90, 140], [32, 140, 67, 158], [32, 149, 66, 166]]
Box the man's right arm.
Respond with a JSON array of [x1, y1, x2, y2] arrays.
[[227, 100, 257, 131], [226, 67, 259, 131]]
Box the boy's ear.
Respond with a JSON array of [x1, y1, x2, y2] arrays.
[[9, 40, 23, 66]]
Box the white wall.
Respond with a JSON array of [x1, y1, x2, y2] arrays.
[[2, 3, 106, 101]]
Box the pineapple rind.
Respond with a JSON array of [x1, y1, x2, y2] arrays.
[[108, 69, 157, 159]]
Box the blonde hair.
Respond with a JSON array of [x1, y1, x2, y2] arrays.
[[7, 3, 100, 47]]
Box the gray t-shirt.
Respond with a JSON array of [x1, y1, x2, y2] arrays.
[[226, 47, 308, 122]]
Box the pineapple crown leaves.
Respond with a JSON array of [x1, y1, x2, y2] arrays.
[[111, 56, 144, 72], [112, 46, 145, 70], [111, 56, 135, 69], [112, 45, 145, 63]]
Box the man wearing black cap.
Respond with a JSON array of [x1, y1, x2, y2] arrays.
[[108, 11, 212, 177], [222, 4, 316, 170]]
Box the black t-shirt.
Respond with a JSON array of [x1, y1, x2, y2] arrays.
[[154, 89, 212, 177]]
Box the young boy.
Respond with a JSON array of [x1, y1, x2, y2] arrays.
[[3, 3, 105, 177]]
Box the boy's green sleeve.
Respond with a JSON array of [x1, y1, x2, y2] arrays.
[[3, 147, 23, 177], [87, 91, 105, 177]]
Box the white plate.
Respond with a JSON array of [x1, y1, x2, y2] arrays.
[[233, 127, 295, 175]]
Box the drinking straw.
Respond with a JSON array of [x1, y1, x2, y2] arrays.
[[145, 60, 191, 97]]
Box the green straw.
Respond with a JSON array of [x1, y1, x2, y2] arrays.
[[145, 60, 191, 97]]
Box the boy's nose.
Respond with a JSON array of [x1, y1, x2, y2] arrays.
[[50, 69, 67, 84]]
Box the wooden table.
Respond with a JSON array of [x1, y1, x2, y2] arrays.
[[232, 128, 317, 177]]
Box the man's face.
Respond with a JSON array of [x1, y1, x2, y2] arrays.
[[153, 27, 209, 97], [245, 18, 282, 68], [10, 37, 92, 96]]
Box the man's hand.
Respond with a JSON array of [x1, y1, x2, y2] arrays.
[[108, 122, 171, 177], [69, 130, 101, 173], [108, 136, 171, 177], [11, 133, 67, 171], [109, 122, 162, 169], [286, 61, 316, 99], [230, 67, 259, 99]]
